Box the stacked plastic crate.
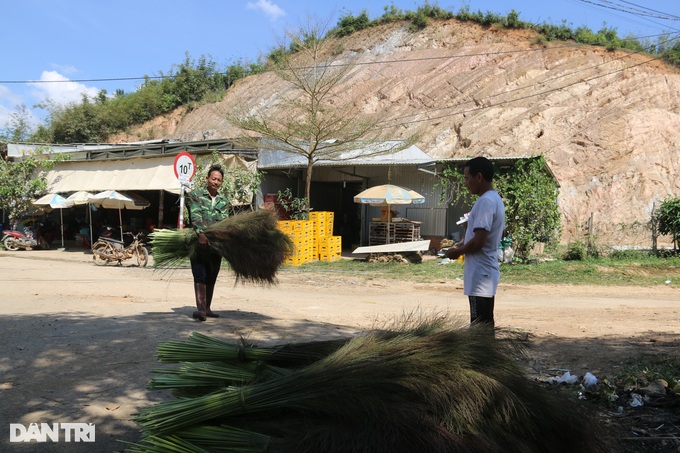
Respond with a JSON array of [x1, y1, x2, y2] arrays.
[[278, 219, 314, 266], [311, 211, 342, 262], [278, 212, 342, 265]]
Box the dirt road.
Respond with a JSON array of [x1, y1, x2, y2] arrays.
[[1, 249, 678, 452]]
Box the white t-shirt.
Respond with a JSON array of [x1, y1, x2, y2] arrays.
[[463, 190, 505, 297]]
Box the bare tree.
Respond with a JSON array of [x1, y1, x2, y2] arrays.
[[226, 19, 414, 209]]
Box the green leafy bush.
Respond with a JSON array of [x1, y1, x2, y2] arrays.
[[656, 196, 680, 252], [335, 11, 371, 37], [276, 188, 309, 220], [563, 241, 586, 261], [495, 156, 562, 260], [31, 54, 263, 144]]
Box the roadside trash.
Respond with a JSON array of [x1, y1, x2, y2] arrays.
[[665, 280, 672, 284], [672, 381, 680, 394], [497, 237, 514, 263], [546, 371, 579, 384], [639, 379, 668, 397], [582, 372, 598, 388], [437, 258, 451, 265], [629, 393, 644, 407]]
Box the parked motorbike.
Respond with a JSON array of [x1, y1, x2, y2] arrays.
[[91, 231, 149, 266], [2, 229, 38, 251]]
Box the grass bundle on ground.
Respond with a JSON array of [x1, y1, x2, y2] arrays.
[[155, 332, 349, 365], [128, 317, 611, 453], [150, 209, 294, 284]]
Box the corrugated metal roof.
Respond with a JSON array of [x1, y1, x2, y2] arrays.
[[257, 142, 432, 169], [6, 139, 258, 161]]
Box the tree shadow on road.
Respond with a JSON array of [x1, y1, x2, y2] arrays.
[[0, 308, 359, 452]]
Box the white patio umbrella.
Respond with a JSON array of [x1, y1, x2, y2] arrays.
[[88, 190, 150, 241], [32, 193, 74, 249], [354, 184, 425, 244], [66, 191, 95, 247]]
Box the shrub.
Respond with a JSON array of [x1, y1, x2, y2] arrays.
[[655, 196, 680, 252], [335, 11, 371, 37], [563, 241, 586, 261]]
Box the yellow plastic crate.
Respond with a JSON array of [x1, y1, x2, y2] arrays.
[[319, 252, 341, 262], [309, 212, 329, 222], [318, 236, 342, 248], [285, 256, 305, 266], [313, 221, 328, 237], [277, 220, 293, 233], [291, 220, 313, 232], [290, 230, 312, 241]]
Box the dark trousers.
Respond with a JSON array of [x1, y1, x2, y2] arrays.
[[190, 251, 222, 285], [468, 295, 495, 333]]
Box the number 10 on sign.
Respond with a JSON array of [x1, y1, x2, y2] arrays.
[[174, 152, 196, 183], [174, 152, 196, 230]]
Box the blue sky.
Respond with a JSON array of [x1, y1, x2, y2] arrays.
[[1, 0, 679, 131]]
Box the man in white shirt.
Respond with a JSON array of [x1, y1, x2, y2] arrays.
[[446, 157, 506, 335]]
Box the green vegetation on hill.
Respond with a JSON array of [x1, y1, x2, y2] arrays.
[[7, 3, 679, 145], [25, 53, 265, 144]]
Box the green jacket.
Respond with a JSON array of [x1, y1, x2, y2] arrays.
[[187, 189, 230, 234]]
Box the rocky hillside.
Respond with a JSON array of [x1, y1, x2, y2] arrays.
[[113, 20, 680, 247]]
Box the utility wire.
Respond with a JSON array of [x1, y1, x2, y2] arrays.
[[380, 53, 662, 129], [376, 32, 680, 129], [0, 31, 672, 85], [573, 0, 680, 34], [384, 43, 648, 124], [582, 0, 680, 21]]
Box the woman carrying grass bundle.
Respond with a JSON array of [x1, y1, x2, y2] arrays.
[[188, 164, 230, 321]]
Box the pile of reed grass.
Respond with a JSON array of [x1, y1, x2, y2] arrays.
[[126, 317, 611, 452], [150, 209, 294, 284]]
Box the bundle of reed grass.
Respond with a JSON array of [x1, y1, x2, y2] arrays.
[[150, 209, 294, 284], [127, 317, 611, 453]]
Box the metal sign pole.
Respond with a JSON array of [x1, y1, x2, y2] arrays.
[[178, 184, 185, 230]]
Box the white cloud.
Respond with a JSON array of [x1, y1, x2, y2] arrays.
[[0, 104, 13, 129], [0, 85, 24, 107], [246, 0, 286, 22], [28, 71, 100, 106], [0, 85, 27, 129], [51, 63, 78, 75]]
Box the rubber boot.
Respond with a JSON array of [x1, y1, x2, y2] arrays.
[[205, 284, 219, 318], [192, 283, 207, 321]]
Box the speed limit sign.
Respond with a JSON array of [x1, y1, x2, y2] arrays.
[[174, 152, 196, 183]]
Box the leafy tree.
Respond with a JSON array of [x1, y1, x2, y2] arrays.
[[227, 20, 414, 211], [655, 196, 680, 253], [495, 156, 561, 259], [441, 156, 561, 260], [0, 150, 67, 225], [2, 105, 33, 142], [31, 55, 264, 144], [192, 151, 263, 213]]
